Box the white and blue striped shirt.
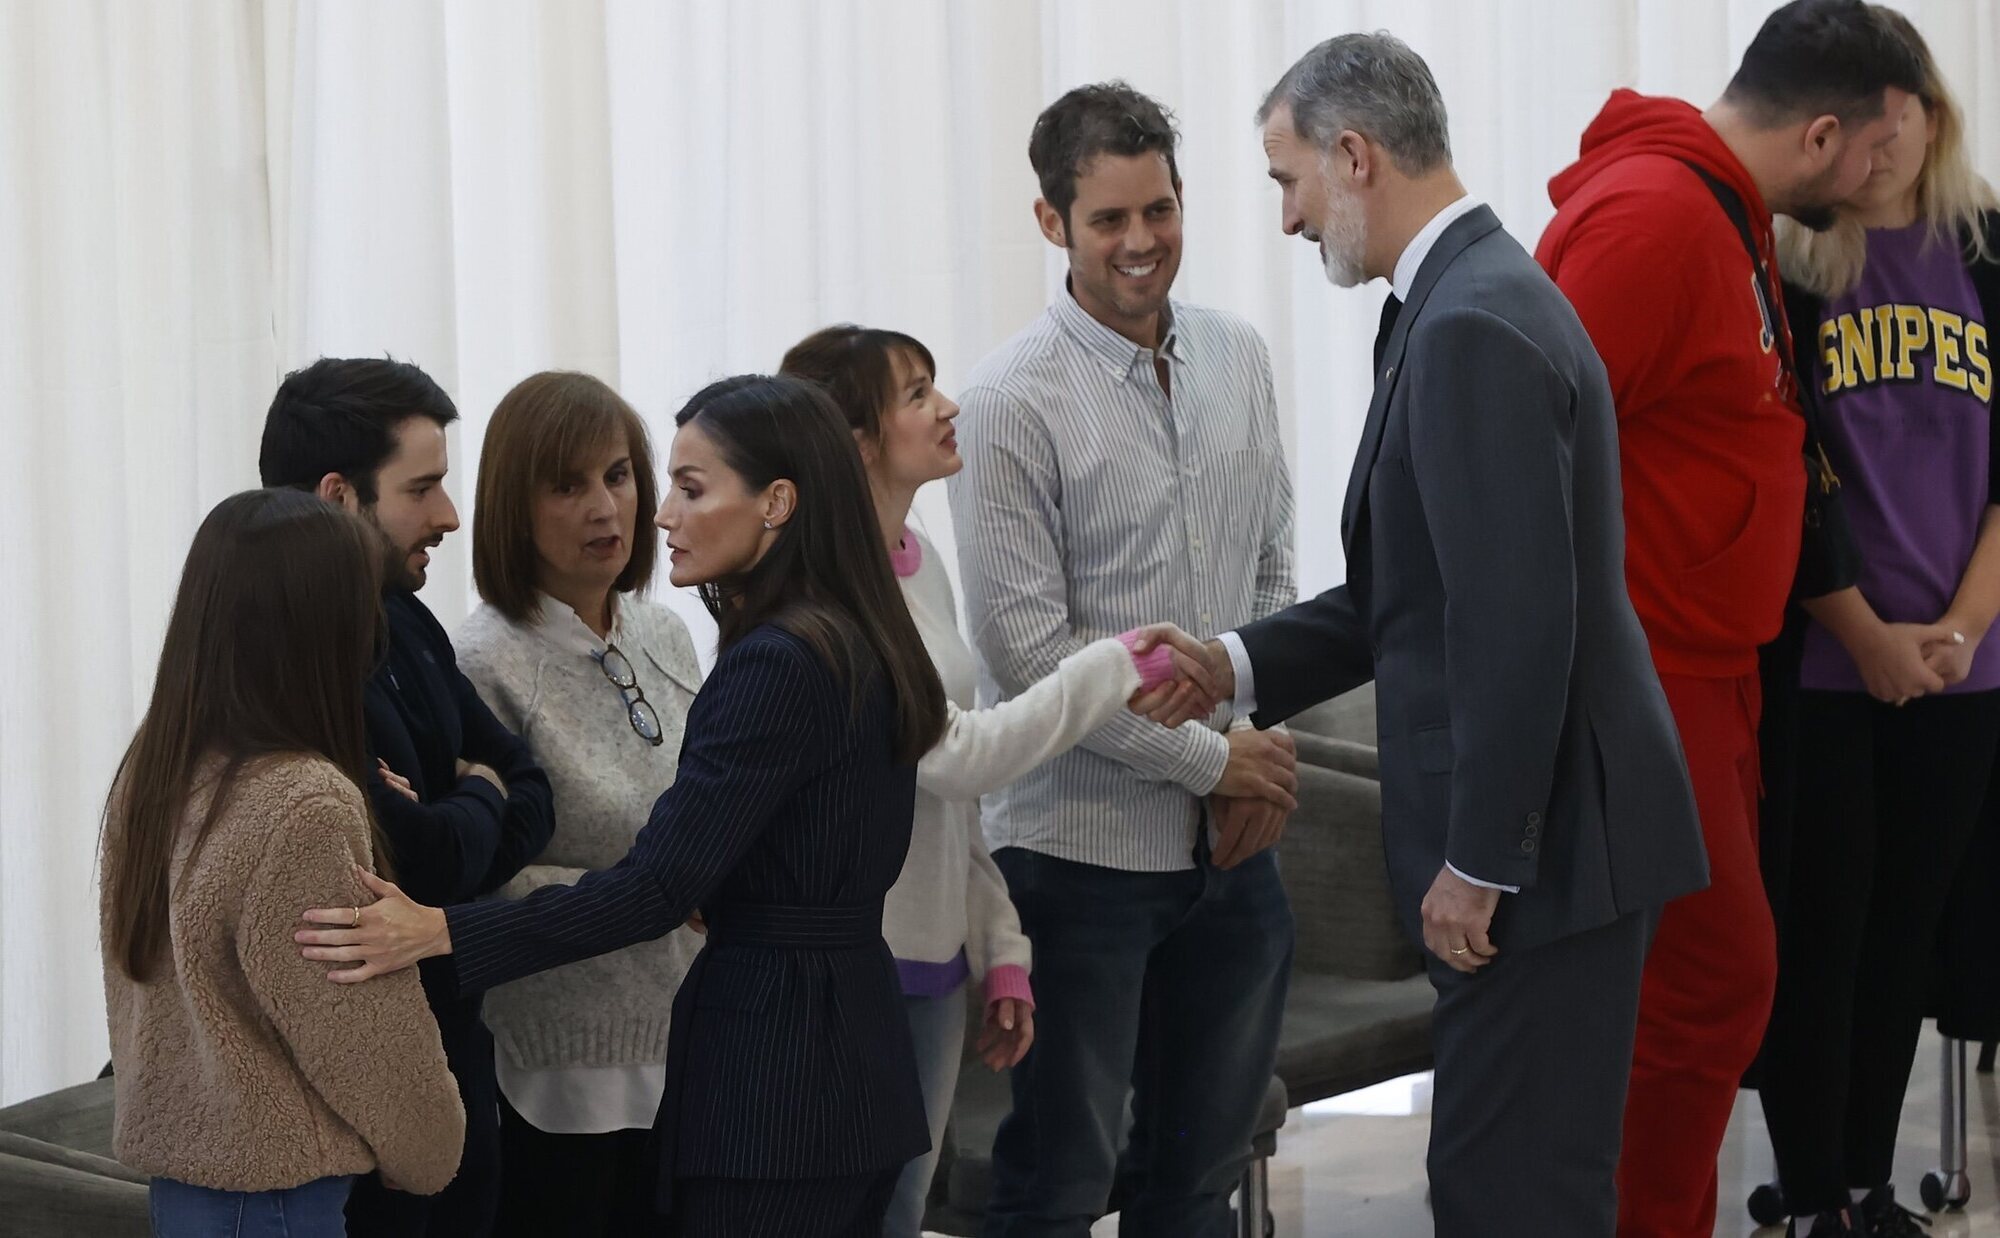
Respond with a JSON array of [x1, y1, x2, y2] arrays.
[[949, 287, 1297, 872]]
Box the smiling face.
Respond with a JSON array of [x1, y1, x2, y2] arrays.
[[1037, 151, 1184, 346], [862, 349, 962, 492], [1263, 104, 1369, 288], [656, 420, 785, 588], [531, 433, 638, 602]]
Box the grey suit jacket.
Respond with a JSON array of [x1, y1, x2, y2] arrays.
[[1239, 205, 1707, 952]]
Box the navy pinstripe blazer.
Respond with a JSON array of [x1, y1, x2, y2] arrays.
[[443, 623, 928, 1182]]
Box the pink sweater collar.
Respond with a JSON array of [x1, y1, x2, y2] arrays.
[[890, 527, 922, 578]]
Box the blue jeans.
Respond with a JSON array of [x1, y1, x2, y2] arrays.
[[150, 1175, 354, 1237], [884, 986, 971, 1238], [983, 844, 1293, 1238]]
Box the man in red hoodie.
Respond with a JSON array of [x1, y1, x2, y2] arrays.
[[1536, 3, 1922, 1236]]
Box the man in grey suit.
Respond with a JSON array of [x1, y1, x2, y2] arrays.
[[1196, 33, 1708, 1235]]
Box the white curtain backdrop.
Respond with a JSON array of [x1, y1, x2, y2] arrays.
[[3, 0, 1994, 1104]]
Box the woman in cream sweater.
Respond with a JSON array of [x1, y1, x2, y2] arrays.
[[455, 371, 706, 1237], [782, 327, 1215, 1236], [99, 488, 464, 1237]]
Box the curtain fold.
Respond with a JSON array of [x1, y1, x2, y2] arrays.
[[1, 0, 1991, 1103]]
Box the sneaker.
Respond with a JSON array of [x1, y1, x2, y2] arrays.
[[1786, 1207, 1868, 1237], [1859, 1185, 1931, 1237]]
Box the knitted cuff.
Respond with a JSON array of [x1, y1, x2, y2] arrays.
[[1118, 630, 1177, 692], [982, 964, 1036, 1012]]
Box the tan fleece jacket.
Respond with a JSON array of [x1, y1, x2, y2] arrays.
[[100, 754, 465, 1193]]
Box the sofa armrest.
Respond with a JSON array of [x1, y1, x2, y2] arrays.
[[1291, 732, 1379, 780]]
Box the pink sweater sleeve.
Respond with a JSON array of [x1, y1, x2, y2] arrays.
[[1118, 630, 1177, 692], [983, 964, 1035, 1011]]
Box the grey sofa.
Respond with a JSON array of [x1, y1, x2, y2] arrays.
[[927, 685, 1434, 1235], [0, 1076, 148, 1237]]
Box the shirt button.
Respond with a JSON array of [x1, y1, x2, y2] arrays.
[[1191, 536, 1204, 551]]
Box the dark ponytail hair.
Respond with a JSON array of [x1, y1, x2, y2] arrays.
[[674, 374, 946, 763]]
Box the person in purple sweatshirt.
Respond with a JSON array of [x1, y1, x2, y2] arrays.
[[1760, 10, 2000, 1236]]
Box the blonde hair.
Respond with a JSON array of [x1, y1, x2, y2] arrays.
[[1776, 5, 1996, 299]]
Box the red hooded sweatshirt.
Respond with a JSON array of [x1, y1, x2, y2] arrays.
[[1537, 90, 1806, 679]]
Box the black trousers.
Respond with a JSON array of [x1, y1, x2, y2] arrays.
[[494, 1092, 659, 1238], [1426, 907, 1655, 1237], [670, 1170, 898, 1237], [346, 1019, 501, 1237], [1759, 689, 2000, 1214]]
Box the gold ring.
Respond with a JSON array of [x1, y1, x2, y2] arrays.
[[350, 906, 361, 928], [1450, 946, 1469, 956]]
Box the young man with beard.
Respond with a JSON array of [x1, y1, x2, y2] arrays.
[[948, 82, 1300, 1236], [1196, 32, 1704, 1236], [1535, 4, 1923, 1234], [260, 357, 555, 1238]]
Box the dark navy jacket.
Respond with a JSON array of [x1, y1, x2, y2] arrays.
[[444, 623, 928, 1186]]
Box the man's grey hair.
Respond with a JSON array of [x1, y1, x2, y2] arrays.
[[1256, 32, 1452, 174]]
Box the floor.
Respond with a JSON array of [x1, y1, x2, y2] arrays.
[[1077, 1029, 1998, 1236]]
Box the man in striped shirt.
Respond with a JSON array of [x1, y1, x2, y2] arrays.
[[948, 81, 1300, 1237]]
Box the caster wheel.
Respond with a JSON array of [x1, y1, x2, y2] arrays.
[[1264, 1211, 1276, 1238], [1921, 1169, 1972, 1212], [1748, 1181, 1788, 1226]]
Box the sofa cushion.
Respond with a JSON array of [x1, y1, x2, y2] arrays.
[[1275, 972, 1435, 1106], [0, 1078, 117, 1159], [1284, 765, 1423, 981], [0, 1146, 148, 1238]]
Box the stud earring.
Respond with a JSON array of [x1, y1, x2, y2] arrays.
[[762, 520, 773, 529]]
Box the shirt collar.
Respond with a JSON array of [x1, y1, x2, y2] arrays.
[[533, 591, 625, 660], [1051, 278, 1185, 382], [1390, 194, 1483, 301]]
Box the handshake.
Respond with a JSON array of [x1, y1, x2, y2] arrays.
[[1121, 625, 1298, 870]]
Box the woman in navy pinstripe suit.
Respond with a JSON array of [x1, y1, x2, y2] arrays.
[[297, 375, 950, 1237]]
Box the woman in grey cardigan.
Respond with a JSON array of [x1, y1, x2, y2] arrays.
[[455, 371, 705, 1237]]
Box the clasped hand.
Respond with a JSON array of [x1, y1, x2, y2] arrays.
[[1852, 619, 1972, 706]]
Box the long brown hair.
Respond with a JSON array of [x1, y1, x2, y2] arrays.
[[672, 375, 946, 764], [1778, 6, 1997, 298], [102, 489, 389, 982], [473, 370, 660, 622]]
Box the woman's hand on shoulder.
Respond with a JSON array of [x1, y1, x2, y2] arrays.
[[295, 868, 452, 982]]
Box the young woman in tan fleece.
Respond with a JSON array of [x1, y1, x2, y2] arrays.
[[99, 488, 465, 1237]]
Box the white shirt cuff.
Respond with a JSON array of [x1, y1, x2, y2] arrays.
[[1448, 862, 1520, 895], [1217, 630, 1258, 721]]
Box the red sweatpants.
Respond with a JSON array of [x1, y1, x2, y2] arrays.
[[1617, 672, 1778, 1238]]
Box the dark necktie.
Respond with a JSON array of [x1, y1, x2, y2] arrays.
[[1374, 293, 1404, 374]]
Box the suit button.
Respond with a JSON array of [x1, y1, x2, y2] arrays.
[[1385, 365, 1396, 380], [1521, 839, 1537, 854], [1526, 823, 1541, 838], [1527, 811, 1543, 827]]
